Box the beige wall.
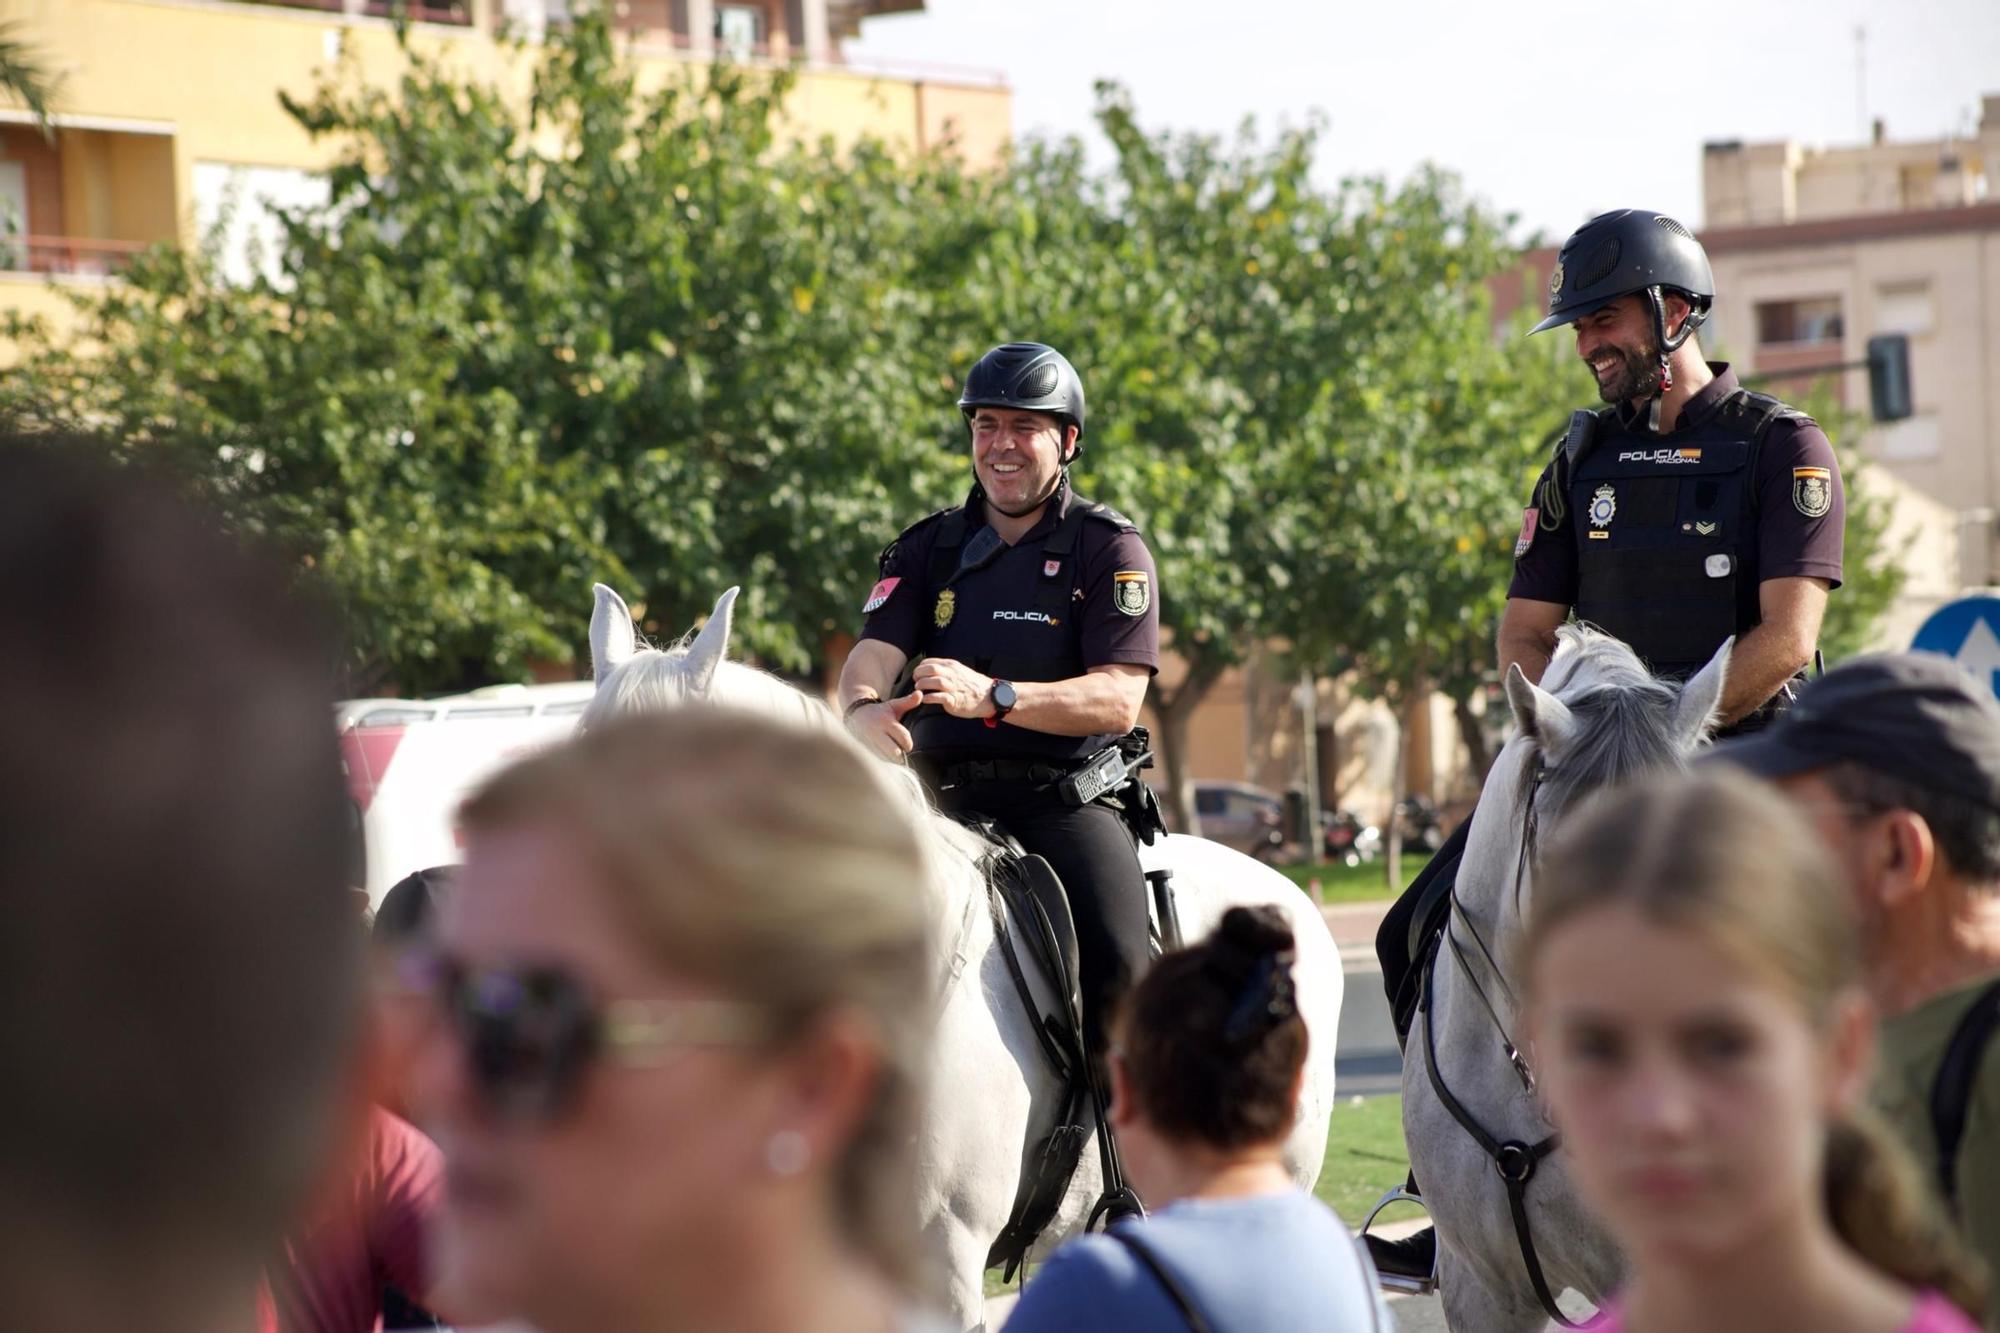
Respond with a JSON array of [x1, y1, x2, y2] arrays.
[[1704, 94, 2000, 229]]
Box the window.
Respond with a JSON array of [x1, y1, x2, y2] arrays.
[[0, 160, 24, 271], [1755, 296, 1844, 346], [1876, 282, 1935, 337], [716, 3, 764, 57]]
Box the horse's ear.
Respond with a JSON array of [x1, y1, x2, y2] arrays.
[[590, 583, 638, 684], [1673, 635, 1733, 745], [682, 586, 740, 695], [1505, 662, 1578, 753]]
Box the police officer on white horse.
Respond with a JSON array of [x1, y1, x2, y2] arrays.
[[838, 342, 1161, 1086], [1370, 209, 1848, 1284]]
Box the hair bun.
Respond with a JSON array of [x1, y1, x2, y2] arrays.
[[1212, 905, 1296, 978], [1212, 906, 1299, 1046]]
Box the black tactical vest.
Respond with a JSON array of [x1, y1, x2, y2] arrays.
[[907, 492, 1123, 761], [1565, 389, 1807, 679]]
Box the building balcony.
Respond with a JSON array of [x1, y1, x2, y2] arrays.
[[0, 234, 148, 279]]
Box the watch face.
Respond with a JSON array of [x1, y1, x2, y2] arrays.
[[993, 680, 1017, 711]]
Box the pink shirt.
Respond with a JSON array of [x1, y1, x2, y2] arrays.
[[259, 1108, 444, 1333], [1582, 1292, 1978, 1333]]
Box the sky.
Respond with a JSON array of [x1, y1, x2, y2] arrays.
[[845, 0, 2000, 244]]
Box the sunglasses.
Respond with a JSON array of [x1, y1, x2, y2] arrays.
[[424, 953, 772, 1122]]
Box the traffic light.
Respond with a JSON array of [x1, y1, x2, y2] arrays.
[[1867, 333, 1913, 423]]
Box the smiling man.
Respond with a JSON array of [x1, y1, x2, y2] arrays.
[[838, 341, 1159, 1080], [1500, 208, 1844, 732], [1370, 212, 1848, 1288]]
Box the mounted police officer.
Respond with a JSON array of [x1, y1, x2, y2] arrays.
[[838, 341, 1160, 1075], [1368, 209, 1846, 1287]]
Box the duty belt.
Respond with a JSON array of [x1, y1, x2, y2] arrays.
[[924, 757, 1069, 789]]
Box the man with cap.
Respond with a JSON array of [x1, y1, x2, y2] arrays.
[[1370, 209, 1849, 1286], [837, 341, 1161, 1080], [1721, 653, 2000, 1301]]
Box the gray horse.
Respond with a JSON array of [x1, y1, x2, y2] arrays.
[[1401, 625, 1731, 1331]]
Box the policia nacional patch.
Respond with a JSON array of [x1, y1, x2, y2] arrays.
[[1113, 571, 1150, 616], [1793, 467, 1832, 519]]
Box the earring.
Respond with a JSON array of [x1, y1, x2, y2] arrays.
[[766, 1128, 811, 1178]]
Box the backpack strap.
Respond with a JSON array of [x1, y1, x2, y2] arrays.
[[1929, 976, 2000, 1215], [1106, 1228, 1216, 1333]]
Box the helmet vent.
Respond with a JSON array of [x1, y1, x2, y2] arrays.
[[1575, 237, 1622, 290], [1020, 363, 1060, 399], [1653, 215, 1694, 240]]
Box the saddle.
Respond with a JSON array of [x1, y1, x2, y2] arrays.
[[958, 816, 1183, 1280]]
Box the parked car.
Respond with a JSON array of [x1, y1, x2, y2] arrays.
[[338, 682, 595, 904], [1190, 780, 1286, 862]]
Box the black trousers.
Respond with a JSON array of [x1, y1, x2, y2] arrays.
[[936, 780, 1151, 1063]]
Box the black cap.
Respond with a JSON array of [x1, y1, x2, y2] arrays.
[[958, 342, 1087, 442], [1531, 209, 1715, 336], [1714, 653, 2000, 812]]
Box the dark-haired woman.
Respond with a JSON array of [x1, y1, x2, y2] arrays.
[[1005, 906, 1389, 1332]]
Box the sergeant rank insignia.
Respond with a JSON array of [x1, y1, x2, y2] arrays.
[[1588, 484, 1617, 539], [934, 589, 956, 629], [1113, 571, 1150, 616], [1792, 467, 1832, 518]]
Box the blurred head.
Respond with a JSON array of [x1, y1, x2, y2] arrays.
[[416, 710, 933, 1331], [1717, 654, 2000, 993], [371, 866, 458, 1115], [1110, 906, 1308, 1193], [1522, 771, 1982, 1314], [0, 437, 358, 1330]]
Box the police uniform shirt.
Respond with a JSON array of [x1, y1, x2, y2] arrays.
[[1509, 363, 1844, 669], [857, 478, 1160, 760]]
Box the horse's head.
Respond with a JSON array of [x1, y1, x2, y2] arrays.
[[582, 583, 834, 733], [1468, 627, 1732, 894]]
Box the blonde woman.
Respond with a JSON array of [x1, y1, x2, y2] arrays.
[[411, 710, 947, 1333], [1521, 770, 1986, 1333]]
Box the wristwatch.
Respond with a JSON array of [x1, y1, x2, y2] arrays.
[[983, 679, 1018, 729]]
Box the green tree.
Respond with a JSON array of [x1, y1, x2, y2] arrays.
[[3, 16, 989, 692]]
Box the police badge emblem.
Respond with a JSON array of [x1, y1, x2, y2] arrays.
[[1548, 261, 1565, 299], [934, 589, 956, 629], [1792, 467, 1832, 519], [1112, 571, 1150, 616], [1588, 484, 1618, 529]]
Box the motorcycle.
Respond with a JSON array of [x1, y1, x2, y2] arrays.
[[1320, 808, 1382, 867], [1393, 794, 1446, 854]]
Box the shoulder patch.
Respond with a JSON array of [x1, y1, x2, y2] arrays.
[[1112, 570, 1150, 616]]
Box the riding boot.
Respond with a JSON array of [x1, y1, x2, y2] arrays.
[[1365, 1227, 1437, 1283]]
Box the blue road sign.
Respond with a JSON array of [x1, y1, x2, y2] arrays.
[[1912, 596, 2000, 699]]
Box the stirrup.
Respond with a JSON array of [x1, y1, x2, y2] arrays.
[[1359, 1186, 1437, 1296], [1087, 1184, 1145, 1231]]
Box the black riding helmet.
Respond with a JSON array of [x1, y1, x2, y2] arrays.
[[1531, 209, 1715, 394], [958, 342, 1087, 455]]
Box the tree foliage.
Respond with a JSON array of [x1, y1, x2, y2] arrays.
[[0, 14, 1908, 804]]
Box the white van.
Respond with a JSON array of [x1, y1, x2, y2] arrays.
[[338, 682, 593, 906]]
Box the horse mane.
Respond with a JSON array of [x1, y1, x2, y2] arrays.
[[1522, 624, 1684, 823], [583, 636, 995, 892]]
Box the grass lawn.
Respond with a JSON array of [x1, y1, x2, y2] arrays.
[[1272, 855, 1430, 904], [984, 1094, 1414, 1298]]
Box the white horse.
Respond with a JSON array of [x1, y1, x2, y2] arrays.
[[585, 583, 1345, 1330], [1401, 625, 1730, 1331]]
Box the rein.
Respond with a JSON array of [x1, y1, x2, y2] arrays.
[[1422, 754, 1584, 1329]]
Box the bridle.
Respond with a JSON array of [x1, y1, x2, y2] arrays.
[[1420, 752, 1584, 1328]]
